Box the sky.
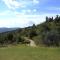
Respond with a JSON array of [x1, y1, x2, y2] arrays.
[[0, 0, 60, 28]]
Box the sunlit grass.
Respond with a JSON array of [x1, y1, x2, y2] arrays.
[[0, 45, 60, 60]]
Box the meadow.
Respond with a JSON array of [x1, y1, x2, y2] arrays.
[[0, 45, 60, 60]]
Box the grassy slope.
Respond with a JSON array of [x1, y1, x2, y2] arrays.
[[0, 46, 60, 60]]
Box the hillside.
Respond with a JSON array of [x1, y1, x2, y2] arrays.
[[0, 15, 60, 47]]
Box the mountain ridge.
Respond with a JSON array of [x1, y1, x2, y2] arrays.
[[0, 28, 19, 33]]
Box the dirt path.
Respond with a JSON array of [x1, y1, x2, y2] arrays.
[[24, 37, 36, 47]]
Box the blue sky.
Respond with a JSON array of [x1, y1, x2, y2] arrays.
[[0, 0, 60, 28]]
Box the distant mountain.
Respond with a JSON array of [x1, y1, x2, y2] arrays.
[[0, 28, 18, 33]]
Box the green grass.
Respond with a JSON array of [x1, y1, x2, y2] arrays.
[[0, 45, 60, 60]]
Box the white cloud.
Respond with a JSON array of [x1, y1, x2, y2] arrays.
[[20, 9, 37, 14], [3, 0, 26, 10], [0, 13, 45, 27], [0, 13, 59, 28], [3, 0, 39, 10], [1, 0, 59, 27], [27, 9, 32, 13], [33, 9, 37, 12], [46, 7, 60, 11], [32, 0, 39, 4], [0, 10, 10, 16]]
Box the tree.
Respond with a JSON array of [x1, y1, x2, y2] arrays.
[[46, 16, 53, 22], [43, 31, 60, 47], [29, 24, 37, 39], [7, 33, 13, 43], [46, 16, 49, 22], [54, 15, 60, 22]]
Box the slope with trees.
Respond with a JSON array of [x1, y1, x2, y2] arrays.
[[0, 15, 60, 47]]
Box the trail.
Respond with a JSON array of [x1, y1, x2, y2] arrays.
[[24, 37, 36, 47]]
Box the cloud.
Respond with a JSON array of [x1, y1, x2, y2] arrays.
[[33, 9, 37, 12], [1, 0, 59, 28], [46, 7, 60, 11], [32, 0, 39, 4], [27, 9, 37, 13], [0, 13, 45, 27], [0, 13, 59, 28], [0, 10, 10, 16], [3, 0, 39, 10], [3, 0, 25, 9], [20, 9, 37, 14]]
